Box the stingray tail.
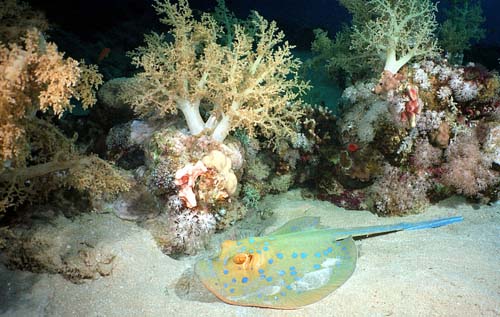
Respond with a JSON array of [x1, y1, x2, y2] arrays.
[[336, 216, 463, 238], [403, 216, 463, 230]]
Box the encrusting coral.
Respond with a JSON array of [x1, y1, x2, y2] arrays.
[[124, 0, 310, 145]]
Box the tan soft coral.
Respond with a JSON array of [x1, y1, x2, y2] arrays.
[[0, 0, 49, 43], [0, 23, 127, 214], [125, 0, 309, 145], [0, 29, 102, 167], [205, 13, 309, 143]]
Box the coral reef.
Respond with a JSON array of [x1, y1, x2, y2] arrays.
[[124, 0, 309, 145], [371, 164, 431, 216], [0, 0, 497, 274], [133, 127, 246, 254], [309, 0, 440, 88], [0, 19, 130, 214], [440, 131, 499, 198], [320, 56, 499, 214], [351, 0, 439, 75]]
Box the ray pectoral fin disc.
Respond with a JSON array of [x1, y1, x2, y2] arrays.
[[194, 216, 461, 309], [194, 236, 357, 309]]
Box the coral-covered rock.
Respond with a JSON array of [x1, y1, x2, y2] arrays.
[[370, 164, 431, 216], [174, 161, 208, 208], [441, 132, 499, 198], [484, 124, 500, 167], [0, 213, 121, 283], [108, 183, 160, 221], [202, 150, 238, 195], [429, 122, 450, 149]]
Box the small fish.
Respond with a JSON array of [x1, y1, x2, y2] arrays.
[[347, 143, 359, 152], [195, 216, 463, 309], [97, 47, 111, 62]]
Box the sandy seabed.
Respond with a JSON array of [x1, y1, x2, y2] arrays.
[[1, 189, 499, 317]]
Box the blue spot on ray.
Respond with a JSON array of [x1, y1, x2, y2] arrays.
[[258, 268, 265, 274], [278, 270, 285, 276], [323, 247, 333, 256], [248, 237, 255, 243], [291, 252, 298, 258], [289, 266, 296, 271], [315, 252, 321, 258], [277, 253, 284, 259], [263, 246, 269, 251], [242, 277, 248, 283], [266, 276, 273, 282], [268, 258, 274, 264], [223, 269, 229, 275], [230, 288, 235, 293], [232, 278, 236, 283], [313, 264, 321, 269], [301, 252, 308, 259]]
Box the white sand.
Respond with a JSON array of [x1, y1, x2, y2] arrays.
[[1, 189, 499, 316]]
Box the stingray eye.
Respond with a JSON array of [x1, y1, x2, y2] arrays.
[[233, 253, 250, 265]]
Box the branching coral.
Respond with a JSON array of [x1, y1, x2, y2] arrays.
[[0, 14, 129, 214], [1, 29, 102, 168], [351, 0, 440, 75], [308, 17, 374, 83], [309, 0, 440, 88], [337, 0, 376, 26], [125, 0, 309, 145], [439, 0, 485, 63], [210, 0, 257, 47], [0, 0, 49, 43]]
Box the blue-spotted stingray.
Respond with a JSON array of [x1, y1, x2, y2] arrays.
[[195, 216, 463, 309]]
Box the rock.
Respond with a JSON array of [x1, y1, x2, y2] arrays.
[[0, 214, 120, 283], [110, 183, 161, 221]]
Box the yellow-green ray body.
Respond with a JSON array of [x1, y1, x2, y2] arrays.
[[195, 216, 462, 309]]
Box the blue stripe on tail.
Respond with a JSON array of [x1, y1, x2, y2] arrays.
[[334, 216, 463, 238], [403, 216, 463, 230]]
